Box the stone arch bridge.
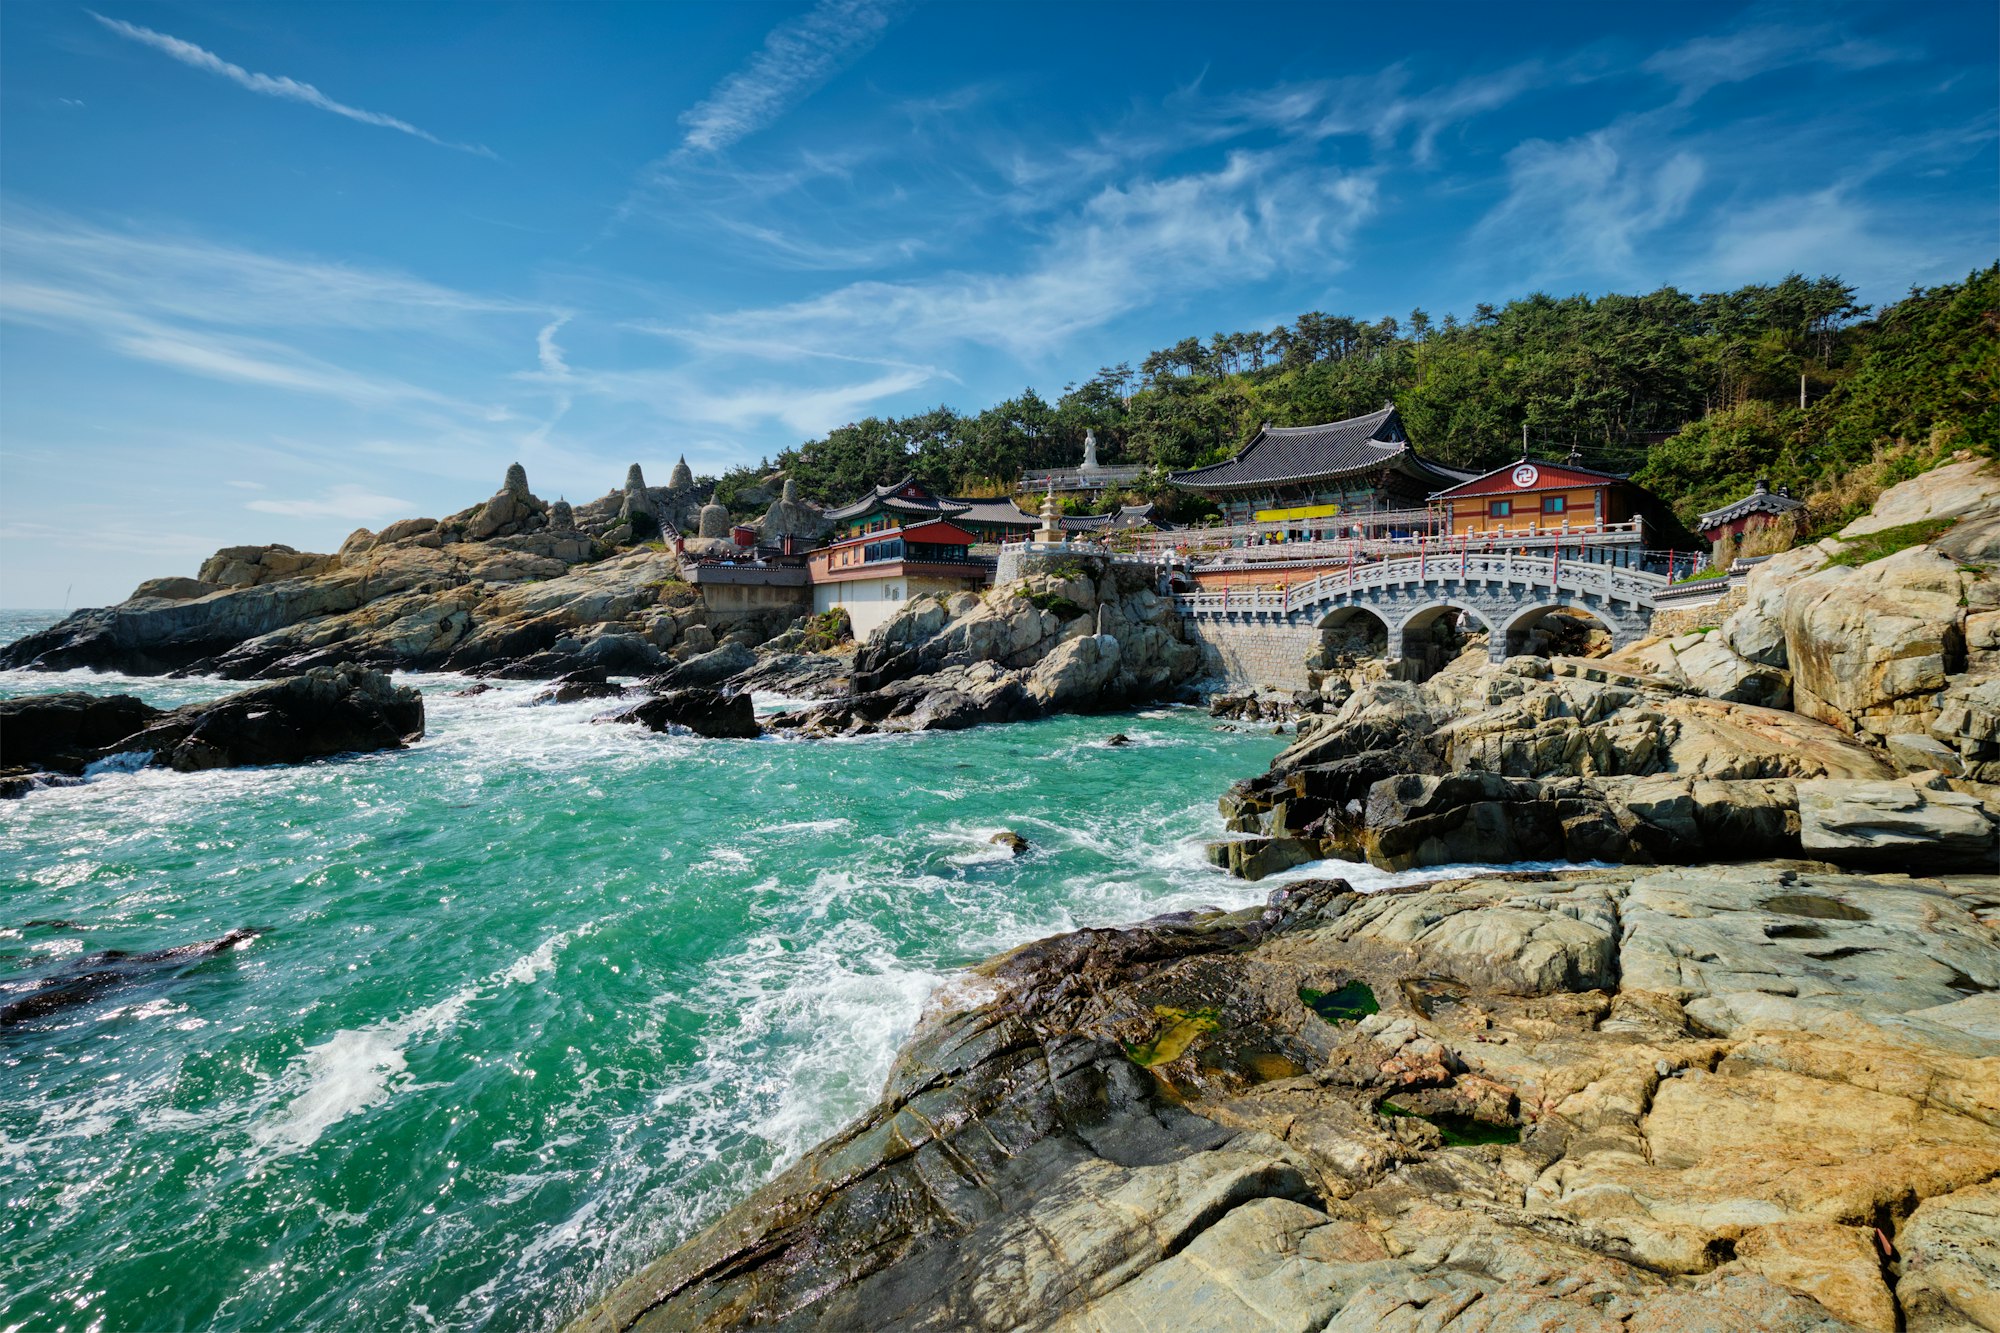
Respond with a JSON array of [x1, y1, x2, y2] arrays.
[[1174, 551, 1667, 691]]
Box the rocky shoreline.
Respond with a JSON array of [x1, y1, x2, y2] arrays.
[[570, 863, 2000, 1332], [0, 664, 423, 797]]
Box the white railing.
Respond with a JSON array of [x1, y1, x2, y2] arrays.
[[1173, 551, 1668, 616], [1118, 516, 1643, 561]]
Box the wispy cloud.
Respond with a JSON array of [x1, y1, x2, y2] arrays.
[[574, 362, 937, 437], [2, 206, 536, 330], [88, 12, 494, 157], [0, 208, 549, 421], [667, 0, 904, 164], [1473, 125, 1704, 285], [1644, 19, 1914, 106], [692, 149, 1380, 362], [535, 317, 573, 377]]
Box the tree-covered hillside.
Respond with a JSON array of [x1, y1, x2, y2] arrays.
[[725, 264, 1997, 529]]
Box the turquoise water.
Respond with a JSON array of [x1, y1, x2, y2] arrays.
[[0, 610, 1481, 1333]]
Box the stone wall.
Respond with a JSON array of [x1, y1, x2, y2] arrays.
[[1180, 615, 1316, 691], [1650, 585, 1744, 638]]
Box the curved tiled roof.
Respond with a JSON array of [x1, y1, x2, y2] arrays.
[[948, 497, 1039, 528], [823, 476, 970, 523], [1169, 404, 1474, 491], [1697, 483, 1805, 531], [1059, 504, 1163, 533]]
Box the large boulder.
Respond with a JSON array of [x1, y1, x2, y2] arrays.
[[375, 517, 438, 544], [123, 664, 424, 771], [613, 688, 760, 740], [196, 544, 338, 590], [1723, 542, 1836, 666], [1782, 546, 1973, 742], [129, 576, 218, 602], [1932, 677, 2000, 782], [0, 692, 163, 778], [1840, 456, 2000, 541], [649, 641, 757, 690], [1616, 630, 1792, 708]]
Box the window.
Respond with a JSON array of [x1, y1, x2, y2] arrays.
[[1543, 496, 1567, 514], [1487, 500, 1512, 518]]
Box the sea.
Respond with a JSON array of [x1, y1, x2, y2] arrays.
[[0, 608, 1518, 1333]]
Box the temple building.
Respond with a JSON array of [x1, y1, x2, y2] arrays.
[[806, 517, 985, 639], [1168, 404, 1473, 529], [1061, 503, 1166, 536], [1429, 460, 1704, 565], [945, 496, 1040, 544], [821, 477, 971, 541], [1696, 479, 1806, 559]]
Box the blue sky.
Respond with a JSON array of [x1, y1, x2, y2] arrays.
[[2, 0, 1994, 606]]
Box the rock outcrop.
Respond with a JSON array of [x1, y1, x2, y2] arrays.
[[1616, 459, 2000, 769], [0, 692, 164, 787], [0, 501, 735, 682], [1213, 654, 1999, 877], [767, 558, 1199, 736], [121, 664, 423, 771], [1, 665, 422, 793], [0, 458, 783, 679], [196, 544, 338, 590], [571, 863, 2000, 1333], [612, 688, 760, 740]]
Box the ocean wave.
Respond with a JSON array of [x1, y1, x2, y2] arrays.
[[246, 923, 594, 1158]]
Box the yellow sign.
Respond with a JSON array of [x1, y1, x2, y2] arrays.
[[1253, 502, 1342, 523]]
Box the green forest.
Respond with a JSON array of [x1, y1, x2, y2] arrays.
[[718, 263, 1997, 531]]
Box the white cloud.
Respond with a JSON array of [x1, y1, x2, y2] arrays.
[[1473, 127, 1704, 284], [1, 206, 535, 330], [1692, 185, 1976, 294], [1644, 20, 1914, 106], [89, 12, 493, 156], [535, 317, 572, 377], [0, 209, 557, 423], [246, 485, 416, 521], [0, 278, 494, 414], [669, 0, 902, 162], [576, 363, 936, 438], [692, 150, 1380, 361]]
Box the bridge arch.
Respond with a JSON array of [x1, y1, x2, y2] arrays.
[[1391, 603, 1495, 680], [1312, 605, 1391, 664], [1394, 602, 1493, 656], [1501, 602, 1617, 659], [1170, 552, 1666, 689]]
